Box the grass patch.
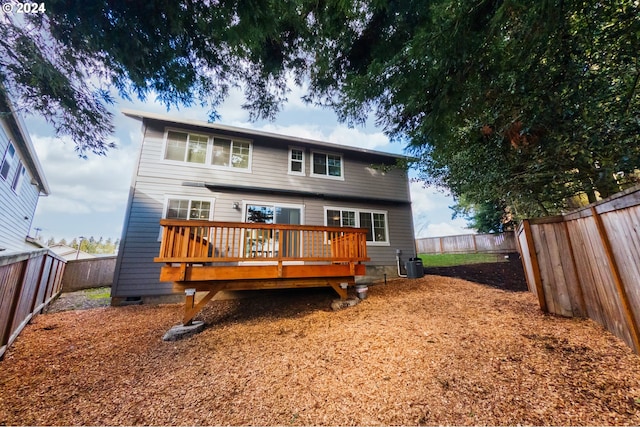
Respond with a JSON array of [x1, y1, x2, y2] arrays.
[[418, 253, 507, 267], [85, 287, 111, 300]]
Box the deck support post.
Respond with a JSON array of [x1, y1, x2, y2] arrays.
[[329, 282, 349, 300], [182, 284, 225, 326]]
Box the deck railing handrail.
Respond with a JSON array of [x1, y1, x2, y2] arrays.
[[155, 219, 370, 264]]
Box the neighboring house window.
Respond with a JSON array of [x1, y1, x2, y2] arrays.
[[11, 162, 26, 194], [164, 131, 209, 164], [288, 147, 305, 175], [0, 142, 16, 181], [326, 207, 389, 244], [211, 137, 250, 169], [311, 151, 343, 179], [165, 198, 213, 220]]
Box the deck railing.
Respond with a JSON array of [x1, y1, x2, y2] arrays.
[[155, 219, 369, 264]]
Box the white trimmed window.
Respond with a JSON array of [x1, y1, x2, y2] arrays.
[[164, 197, 214, 220], [164, 131, 209, 164], [0, 142, 16, 181], [162, 129, 251, 170], [311, 151, 343, 179], [326, 207, 389, 245], [211, 137, 250, 169], [288, 147, 305, 175], [11, 162, 26, 194]]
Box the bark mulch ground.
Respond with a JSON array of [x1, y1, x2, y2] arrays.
[[1, 273, 640, 425], [423, 253, 528, 292]]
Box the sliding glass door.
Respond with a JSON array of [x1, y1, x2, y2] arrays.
[[245, 204, 302, 257]]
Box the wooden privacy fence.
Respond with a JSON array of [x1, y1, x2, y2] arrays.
[[0, 249, 66, 359], [517, 185, 640, 353], [62, 256, 117, 292], [415, 232, 517, 254]]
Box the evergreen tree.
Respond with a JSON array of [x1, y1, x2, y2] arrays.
[[2, 0, 638, 220]]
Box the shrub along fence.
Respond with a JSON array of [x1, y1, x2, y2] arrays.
[[415, 232, 517, 255], [0, 249, 66, 359], [62, 256, 117, 292], [517, 184, 640, 353]]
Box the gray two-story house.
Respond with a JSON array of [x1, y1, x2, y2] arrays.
[[111, 110, 417, 304], [0, 90, 50, 254]]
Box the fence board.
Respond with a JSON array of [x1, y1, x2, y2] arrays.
[[516, 226, 536, 294], [11, 256, 44, 335], [535, 224, 558, 314], [61, 256, 117, 292], [542, 223, 574, 316], [579, 217, 630, 346], [0, 250, 66, 359], [567, 219, 609, 328], [519, 184, 640, 353]]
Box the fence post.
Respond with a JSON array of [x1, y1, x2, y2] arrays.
[[522, 220, 547, 313], [591, 207, 640, 352]]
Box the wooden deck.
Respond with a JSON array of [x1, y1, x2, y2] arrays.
[[155, 220, 370, 324]]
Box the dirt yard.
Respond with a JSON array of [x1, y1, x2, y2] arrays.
[[2, 274, 640, 426]]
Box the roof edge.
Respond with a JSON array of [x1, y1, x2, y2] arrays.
[[121, 108, 409, 161]]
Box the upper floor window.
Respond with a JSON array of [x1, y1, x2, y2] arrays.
[[211, 137, 250, 169], [0, 142, 16, 181], [165, 131, 208, 164], [163, 130, 251, 170], [11, 162, 26, 194], [326, 207, 389, 245], [312, 151, 343, 179], [288, 147, 305, 175]]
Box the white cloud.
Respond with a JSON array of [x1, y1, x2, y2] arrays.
[[327, 126, 391, 151], [242, 122, 327, 141], [421, 221, 471, 238], [32, 135, 136, 217], [409, 180, 471, 238]]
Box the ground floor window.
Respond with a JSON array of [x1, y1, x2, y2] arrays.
[[325, 207, 389, 245], [159, 197, 214, 241], [165, 198, 213, 220]]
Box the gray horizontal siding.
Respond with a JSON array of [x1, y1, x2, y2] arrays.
[[137, 123, 411, 202]]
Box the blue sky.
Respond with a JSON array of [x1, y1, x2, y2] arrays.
[[28, 85, 470, 243]]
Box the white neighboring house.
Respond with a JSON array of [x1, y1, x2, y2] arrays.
[[48, 244, 96, 261], [0, 90, 51, 255]]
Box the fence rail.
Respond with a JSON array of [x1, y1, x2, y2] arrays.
[[0, 249, 66, 359], [517, 184, 640, 353], [415, 232, 517, 255]]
